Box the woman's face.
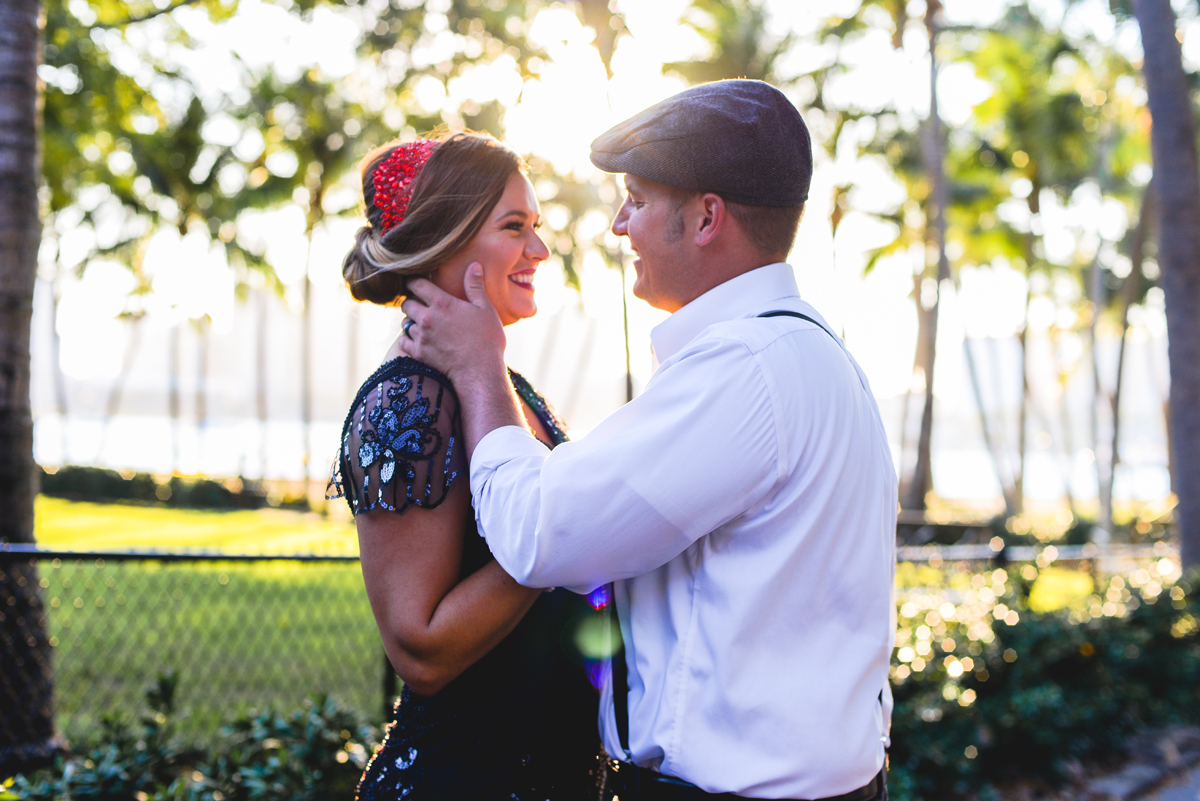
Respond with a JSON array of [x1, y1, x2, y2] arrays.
[[433, 172, 549, 326]]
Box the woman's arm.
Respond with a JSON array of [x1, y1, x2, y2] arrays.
[[356, 474, 541, 696]]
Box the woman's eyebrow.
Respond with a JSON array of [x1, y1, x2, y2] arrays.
[[496, 209, 533, 222]]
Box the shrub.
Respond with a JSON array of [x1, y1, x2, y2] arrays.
[[8, 561, 1199, 801], [887, 561, 1200, 800], [4, 674, 376, 801], [38, 467, 311, 512]]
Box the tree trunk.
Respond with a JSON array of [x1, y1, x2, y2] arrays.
[[301, 236, 313, 488], [49, 272, 68, 462], [1016, 291, 1030, 513], [1132, 0, 1200, 569], [1088, 255, 1105, 526], [96, 315, 144, 462], [1103, 183, 1154, 536], [900, 269, 932, 487], [1015, 190, 1041, 515], [195, 316, 209, 467], [0, 0, 58, 770], [168, 322, 181, 472], [903, 5, 950, 512], [257, 288, 269, 479], [963, 336, 1018, 514]]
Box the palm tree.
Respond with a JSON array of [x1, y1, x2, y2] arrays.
[[1130, 0, 1200, 569], [41, 0, 168, 466], [967, 8, 1097, 513], [902, 0, 953, 513], [664, 0, 796, 85], [0, 0, 57, 773], [813, 0, 979, 514], [236, 69, 377, 497]]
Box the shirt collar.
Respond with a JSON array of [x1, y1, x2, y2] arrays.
[[650, 262, 800, 365]]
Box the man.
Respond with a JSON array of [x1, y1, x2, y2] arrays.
[[402, 80, 897, 801]]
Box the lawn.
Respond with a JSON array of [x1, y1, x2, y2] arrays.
[[34, 496, 359, 555], [26, 498, 384, 746]]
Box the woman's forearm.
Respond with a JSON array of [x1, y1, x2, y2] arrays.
[[382, 560, 541, 695]]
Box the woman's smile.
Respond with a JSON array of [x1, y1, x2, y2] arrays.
[[509, 269, 536, 288]]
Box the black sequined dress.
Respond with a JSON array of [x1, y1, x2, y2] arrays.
[[328, 357, 602, 801]]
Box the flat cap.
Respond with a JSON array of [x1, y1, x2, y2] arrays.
[[590, 80, 812, 207]]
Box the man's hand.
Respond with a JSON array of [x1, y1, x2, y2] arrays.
[[401, 264, 527, 459], [401, 263, 505, 383]]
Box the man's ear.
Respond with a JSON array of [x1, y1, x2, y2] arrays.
[[695, 193, 726, 247]]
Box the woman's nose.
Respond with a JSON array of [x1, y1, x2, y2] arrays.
[[528, 231, 550, 262]]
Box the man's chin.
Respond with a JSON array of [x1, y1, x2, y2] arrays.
[[631, 279, 649, 303]]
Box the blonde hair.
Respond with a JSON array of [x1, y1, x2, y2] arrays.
[[342, 132, 527, 305]]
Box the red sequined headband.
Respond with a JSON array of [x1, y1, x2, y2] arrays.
[[372, 139, 438, 232]]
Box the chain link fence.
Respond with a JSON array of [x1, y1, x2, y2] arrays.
[[0, 538, 1180, 763], [0, 547, 392, 753]]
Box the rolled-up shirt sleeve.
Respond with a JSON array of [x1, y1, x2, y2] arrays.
[[470, 335, 781, 593]]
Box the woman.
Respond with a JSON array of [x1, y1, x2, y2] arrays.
[[327, 132, 601, 800]]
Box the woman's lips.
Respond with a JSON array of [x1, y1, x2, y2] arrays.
[[509, 270, 535, 289]]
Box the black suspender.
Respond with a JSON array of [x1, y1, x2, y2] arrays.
[[757, 309, 840, 343], [610, 585, 631, 757], [610, 308, 839, 760]]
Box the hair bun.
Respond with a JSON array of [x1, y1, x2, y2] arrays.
[[343, 226, 409, 305]]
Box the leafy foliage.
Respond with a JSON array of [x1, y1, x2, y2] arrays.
[[662, 0, 796, 86], [5, 675, 376, 800], [5, 561, 1199, 801], [888, 563, 1200, 800], [37, 465, 311, 510]]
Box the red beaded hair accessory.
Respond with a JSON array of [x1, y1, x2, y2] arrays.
[[372, 139, 438, 232]]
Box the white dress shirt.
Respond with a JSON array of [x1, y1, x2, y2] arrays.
[[471, 263, 897, 799]]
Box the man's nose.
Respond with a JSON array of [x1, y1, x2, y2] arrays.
[[612, 202, 630, 236]]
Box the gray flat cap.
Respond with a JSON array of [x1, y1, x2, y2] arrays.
[[589, 80, 812, 207]]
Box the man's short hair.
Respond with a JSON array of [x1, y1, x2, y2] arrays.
[[668, 187, 804, 259], [726, 200, 805, 260]]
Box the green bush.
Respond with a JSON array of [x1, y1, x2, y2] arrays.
[[4, 673, 377, 801], [888, 562, 1200, 800], [38, 466, 311, 512], [9, 561, 1200, 801]]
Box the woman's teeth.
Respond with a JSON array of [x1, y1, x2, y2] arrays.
[[509, 273, 534, 286]]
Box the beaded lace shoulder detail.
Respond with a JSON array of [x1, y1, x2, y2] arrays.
[[326, 357, 463, 515], [508, 368, 569, 447]]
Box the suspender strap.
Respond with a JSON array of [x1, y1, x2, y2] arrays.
[[610, 310, 844, 763], [611, 583, 632, 757], [757, 310, 840, 344]]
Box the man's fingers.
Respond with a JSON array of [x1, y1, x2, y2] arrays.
[[463, 262, 493, 310], [405, 276, 445, 306], [399, 296, 425, 324]]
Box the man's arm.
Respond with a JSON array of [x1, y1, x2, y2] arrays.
[[470, 335, 781, 591], [400, 264, 526, 459]]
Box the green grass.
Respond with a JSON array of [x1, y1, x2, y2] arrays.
[[34, 496, 359, 555], [29, 498, 384, 746]]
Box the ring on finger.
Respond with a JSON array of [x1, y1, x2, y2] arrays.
[[403, 318, 416, 338]]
